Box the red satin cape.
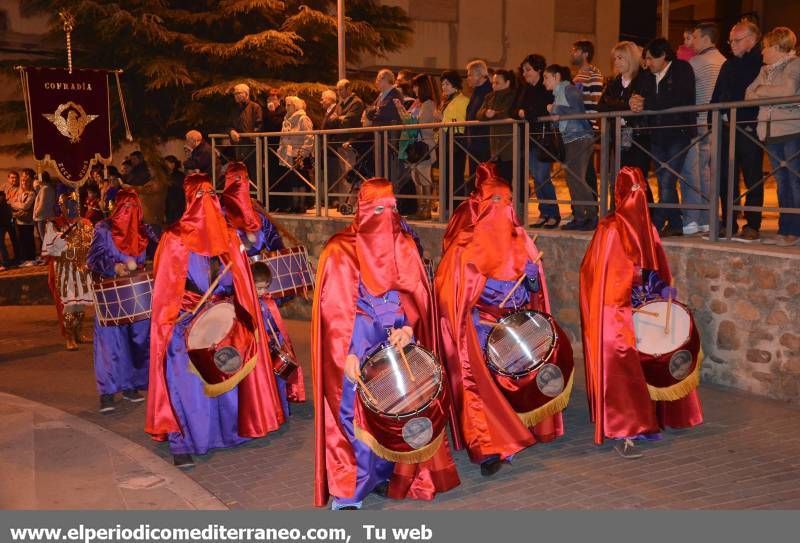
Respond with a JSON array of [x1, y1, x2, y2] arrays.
[[110, 189, 149, 256], [222, 162, 262, 233], [435, 181, 563, 462], [579, 167, 703, 444], [146, 176, 285, 439], [312, 179, 459, 507]]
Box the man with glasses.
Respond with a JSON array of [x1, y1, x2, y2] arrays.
[[711, 20, 764, 241]]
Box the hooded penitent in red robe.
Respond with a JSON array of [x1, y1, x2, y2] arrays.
[[435, 171, 568, 464], [313, 178, 459, 508], [441, 162, 495, 253], [579, 167, 703, 445], [109, 188, 149, 257], [221, 162, 306, 403], [145, 173, 285, 440]]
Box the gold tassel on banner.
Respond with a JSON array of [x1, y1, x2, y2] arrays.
[[114, 71, 134, 142]]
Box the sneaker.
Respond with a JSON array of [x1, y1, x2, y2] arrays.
[[480, 458, 504, 477], [775, 234, 800, 247], [682, 221, 699, 235], [20, 260, 35, 267], [732, 226, 759, 243], [761, 235, 781, 245], [99, 394, 115, 413], [372, 482, 389, 497], [614, 438, 643, 459], [122, 389, 144, 403], [698, 224, 710, 233], [561, 219, 586, 231], [173, 454, 195, 469]]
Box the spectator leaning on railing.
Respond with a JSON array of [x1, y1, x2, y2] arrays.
[[465, 60, 494, 192], [597, 41, 652, 194], [571, 40, 604, 199], [631, 37, 696, 238], [514, 53, 559, 228], [278, 96, 315, 214], [11, 170, 36, 265], [183, 130, 212, 176], [477, 68, 517, 186], [544, 64, 597, 231], [746, 26, 800, 247], [435, 70, 469, 211], [711, 19, 764, 242]]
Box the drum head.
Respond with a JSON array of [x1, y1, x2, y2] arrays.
[[360, 345, 442, 418], [187, 302, 236, 349], [633, 301, 691, 356], [486, 310, 556, 377]]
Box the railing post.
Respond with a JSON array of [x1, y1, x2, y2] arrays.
[[255, 136, 263, 202], [263, 136, 270, 210], [322, 133, 329, 218], [599, 116, 610, 217], [211, 137, 218, 188], [314, 134, 322, 217], [439, 128, 447, 223], [373, 131, 381, 178], [382, 129, 389, 179], [708, 109, 722, 241], [448, 126, 455, 222], [512, 121, 522, 220], [726, 108, 737, 240], [523, 120, 530, 226]]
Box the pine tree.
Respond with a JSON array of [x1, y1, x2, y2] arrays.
[[2, 0, 411, 153]]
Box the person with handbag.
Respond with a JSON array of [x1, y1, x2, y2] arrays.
[[396, 74, 439, 220], [544, 65, 598, 231], [515, 54, 560, 228], [597, 41, 653, 198], [277, 96, 315, 214]]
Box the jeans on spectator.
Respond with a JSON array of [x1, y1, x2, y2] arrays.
[[720, 124, 764, 231], [766, 135, 800, 237], [650, 138, 687, 231], [35, 220, 47, 250], [15, 223, 35, 262], [528, 144, 559, 219], [681, 126, 711, 227], [563, 136, 597, 222]]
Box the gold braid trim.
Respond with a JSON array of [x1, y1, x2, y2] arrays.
[[188, 354, 258, 398], [516, 372, 574, 428], [354, 426, 444, 464], [647, 349, 703, 402]]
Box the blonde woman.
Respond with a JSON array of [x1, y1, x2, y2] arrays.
[[278, 96, 314, 213], [597, 41, 651, 182], [746, 27, 800, 246]]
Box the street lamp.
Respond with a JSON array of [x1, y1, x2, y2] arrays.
[[337, 0, 346, 80]]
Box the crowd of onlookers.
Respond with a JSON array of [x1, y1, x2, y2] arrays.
[[3, 17, 800, 266]]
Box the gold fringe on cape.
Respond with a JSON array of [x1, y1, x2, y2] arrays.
[[354, 426, 444, 464], [647, 349, 704, 401], [188, 354, 258, 397], [516, 371, 574, 428]]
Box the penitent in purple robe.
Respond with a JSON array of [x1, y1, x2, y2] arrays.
[[165, 253, 250, 455], [87, 222, 149, 396], [332, 282, 411, 509]]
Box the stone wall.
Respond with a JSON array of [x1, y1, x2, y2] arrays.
[[276, 215, 800, 405]]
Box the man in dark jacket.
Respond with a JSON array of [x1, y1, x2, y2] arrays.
[[711, 20, 764, 241], [183, 130, 213, 176], [229, 83, 263, 142], [465, 60, 494, 194], [263, 88, 286, 133], [331, 79, 365, 133], [631, 38, 696, 236], [124, 151, 152, 187]]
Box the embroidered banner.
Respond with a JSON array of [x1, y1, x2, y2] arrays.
[[22, 67, 112, 185]]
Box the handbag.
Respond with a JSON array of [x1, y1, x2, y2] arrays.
[[405, 139, 430, 164], [533, 121, 565, 163]]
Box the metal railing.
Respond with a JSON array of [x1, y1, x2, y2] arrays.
[[209, 94, 800, 241]]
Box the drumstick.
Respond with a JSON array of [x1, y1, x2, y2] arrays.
[[188, 260, 234, 317], [355, 375, 378, 404], [264, 315, 281, 347], [665, 278, 674, 335], [632, 307, 659, 317], [397, 344, 415, 382], [498, 252, 543, 309]]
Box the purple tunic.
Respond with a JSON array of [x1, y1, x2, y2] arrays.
[[165, 253, 249, 455], [258, 298, 290, 417], [333, 283, 410, 508], [86, 222, 149, 396]]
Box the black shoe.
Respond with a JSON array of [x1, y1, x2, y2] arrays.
[[576, 217, 598, 231], [122, 389, 144, 403], [372, 482, 389, 497], [542, 217, 561, 229], [99, 394, 115, 413], [480, 458, 504, 477], [659, 225, 683, 237], [338, 506, 359, 510], [561, 219, 585, 231], [529, 217, 548, 228], [173, 454, 195, 469]]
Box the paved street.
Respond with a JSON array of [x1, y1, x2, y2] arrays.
[[1, 305, 799, 510]]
